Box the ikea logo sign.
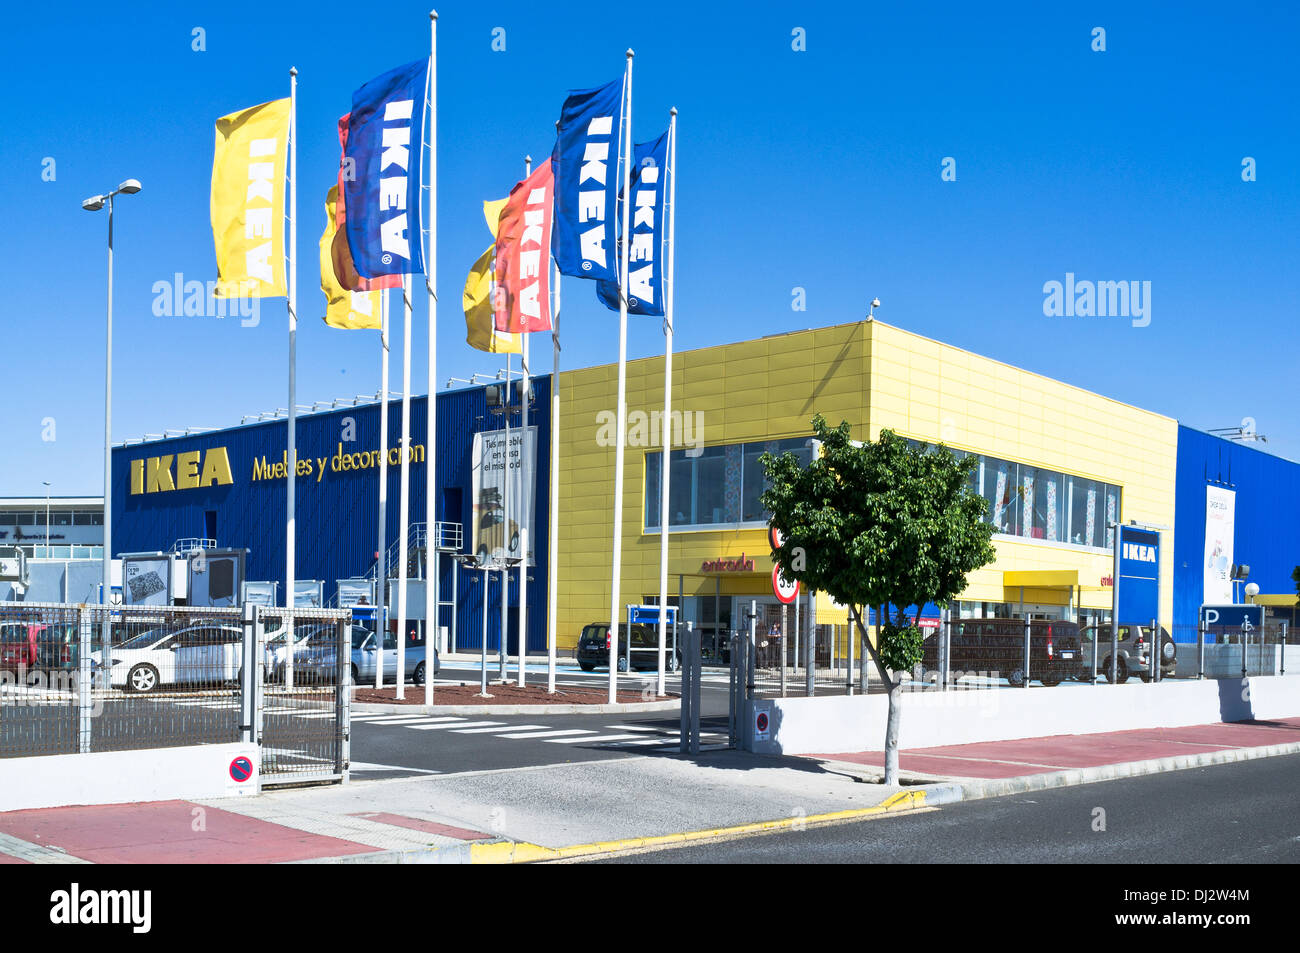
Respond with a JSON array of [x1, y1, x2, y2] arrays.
[[130, 448, 234, 495], [1123, 542, 1157, 563]]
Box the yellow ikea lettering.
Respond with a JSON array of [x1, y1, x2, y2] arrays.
[[130, 447, 234, 495], [146, 456, 175, 493], [176, 451, 201, 490]]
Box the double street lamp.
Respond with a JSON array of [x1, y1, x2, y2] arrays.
[[82, 179, 142, 607]]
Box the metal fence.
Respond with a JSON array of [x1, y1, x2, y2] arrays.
[[0, 601, 351, 786], [257, 607, 350, 783], [725, 609, 1298, 705]]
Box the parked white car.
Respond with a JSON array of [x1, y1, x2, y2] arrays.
[[93, 623, 244, 693]]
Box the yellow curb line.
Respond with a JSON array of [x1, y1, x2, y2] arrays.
[[469, 788, 928, 864]]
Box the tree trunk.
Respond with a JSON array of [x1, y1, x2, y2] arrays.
[[884, 676, 902, 785], [854, 606, 902, 786]]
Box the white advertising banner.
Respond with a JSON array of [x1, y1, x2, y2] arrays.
[[1203, 485, 1235, 605], [471, 426, 536, 567]]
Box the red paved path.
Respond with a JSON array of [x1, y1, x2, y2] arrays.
[[0, 800, 376, 864], [808, 718, 1300, 779]]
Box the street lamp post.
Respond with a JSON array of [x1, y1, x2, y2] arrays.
[[82, 179, 141, 612]]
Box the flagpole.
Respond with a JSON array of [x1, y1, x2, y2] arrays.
[[607, 49, 634, 704], [286, 66, 298, 691], [500, 348, 511, 682], [517, 154, 531, 690], [424, 9, 438, 706], [547, 259, 561, 695], [396, 275, 413, 700], [377, 288, 390, 689], [656, 108, 677, 699]]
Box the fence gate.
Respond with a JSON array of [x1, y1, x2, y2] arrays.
[[252, 606, 352, 785]]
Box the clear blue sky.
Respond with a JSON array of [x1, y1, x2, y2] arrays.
[[2, 0, 1296, 496]]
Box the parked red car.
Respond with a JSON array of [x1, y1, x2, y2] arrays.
[[0, 622, 40, 676]]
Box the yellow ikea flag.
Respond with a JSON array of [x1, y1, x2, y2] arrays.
[[320, 186, 382, 330], [483, 197, 508, 238], [210, 98, 290, 298], [463, 243, 521, 354]]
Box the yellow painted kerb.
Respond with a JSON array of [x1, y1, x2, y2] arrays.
[[468, 788, 928, 863]]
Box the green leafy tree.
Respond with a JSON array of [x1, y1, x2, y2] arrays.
[[760, 415, 997, 784]]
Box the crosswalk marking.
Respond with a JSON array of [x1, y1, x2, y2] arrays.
[[413, 720, 503, 731], [452, 724, 549, 734], [495, 728, 594, 740], [544, 733, 644, 745], [604, 724, 665, 732]]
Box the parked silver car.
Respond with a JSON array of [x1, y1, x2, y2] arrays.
[[350, 627, 438, 685], [1079, 624, 1177, 683]]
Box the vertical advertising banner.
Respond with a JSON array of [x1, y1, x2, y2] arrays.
[[471, 426, 537, 566], [1203, 485, 1235, 605]]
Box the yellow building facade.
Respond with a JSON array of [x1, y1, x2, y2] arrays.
[[554, 319, 1178, 655]]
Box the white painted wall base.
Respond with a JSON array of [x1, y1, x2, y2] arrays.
[[0, 743, 259, 813], [745, 676, 1299, 756]]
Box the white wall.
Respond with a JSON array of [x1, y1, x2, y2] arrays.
[[0, 743, 259, 812], [746, 676, 1300, 755]]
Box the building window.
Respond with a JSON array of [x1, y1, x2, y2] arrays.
[[646, 437, 815, 530], [909, 439, 1121, 552]]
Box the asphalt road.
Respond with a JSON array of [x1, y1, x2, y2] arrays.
[[594, 754, 1300, 864]]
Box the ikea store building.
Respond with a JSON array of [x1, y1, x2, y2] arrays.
[[109, 318, 1300, 655]]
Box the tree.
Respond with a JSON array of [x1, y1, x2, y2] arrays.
[[760, 415, 997, 784], [1293, 566, 1300, 605]]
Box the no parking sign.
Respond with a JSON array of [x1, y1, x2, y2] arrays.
[[753, 702, 772, 743], [223, 747, 259, 796]]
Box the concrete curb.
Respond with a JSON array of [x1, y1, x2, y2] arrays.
[[306, 791, 930, 864], [839, 738, 1300, 807], [350, 698, 681, 716]]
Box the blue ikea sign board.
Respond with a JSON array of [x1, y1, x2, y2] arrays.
[[1199, 604, 1264, 630], [1116, 525, 1160, 625]]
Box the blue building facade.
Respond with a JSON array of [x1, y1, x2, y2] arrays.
[[110, 378, 552, 653], [1172, 425, 1300, 633]]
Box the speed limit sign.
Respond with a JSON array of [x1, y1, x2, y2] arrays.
[[768, 524, 784, 552], [772, 564, 798, 604]]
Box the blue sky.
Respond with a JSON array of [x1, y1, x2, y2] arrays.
[[2, 0, 1296, 496]]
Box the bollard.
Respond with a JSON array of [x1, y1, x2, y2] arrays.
[[1197, 620, 1205, 680], [1022, 616, 1031, 689], [1150, 618, 1158, 683]]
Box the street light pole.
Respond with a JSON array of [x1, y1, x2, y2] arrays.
[[42, 482, 50, 558], [82, 179, 141, 612]]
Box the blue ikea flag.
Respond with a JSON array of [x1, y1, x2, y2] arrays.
[[344, 58, 429, 278], [595, 131, 665, 315], [551, 77, 624, 282], [596, 132, 669, 316]]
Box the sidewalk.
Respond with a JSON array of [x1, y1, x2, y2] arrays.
[[2, 717, 1296, 863], [0, 749, 921, 864], [805, 716, 1300, 793]]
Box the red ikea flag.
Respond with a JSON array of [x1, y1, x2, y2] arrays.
[[333, 113, 401, 293], [493, 158, 554, 333]]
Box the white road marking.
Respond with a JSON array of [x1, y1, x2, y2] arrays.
[[452, 724, 549, 734], [544, 733, 644, 744], [411, 720, 504, 731], [494, 728, 594, 740]]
